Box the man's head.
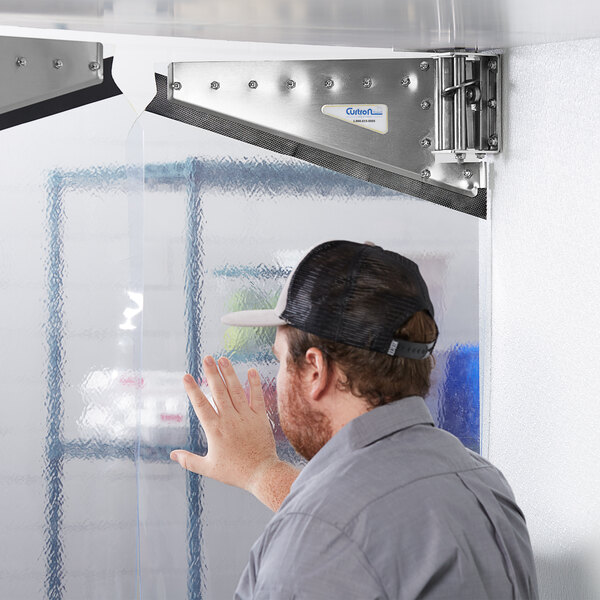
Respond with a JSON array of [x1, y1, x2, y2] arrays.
[[222, 240, 439, 459]]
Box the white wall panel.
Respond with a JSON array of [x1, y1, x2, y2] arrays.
[[490, 36, 600, 600]]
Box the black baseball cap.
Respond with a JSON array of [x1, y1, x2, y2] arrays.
[[221, 240, 438, 359]]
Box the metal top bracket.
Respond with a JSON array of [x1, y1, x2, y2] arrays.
[[167, 52, 500, 207], [0, 36, 103, 115]]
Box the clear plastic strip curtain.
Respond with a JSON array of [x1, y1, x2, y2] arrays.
[[0, 81, 482, 599]]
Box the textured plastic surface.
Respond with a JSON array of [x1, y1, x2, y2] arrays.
[[0, 66, 482, 600]]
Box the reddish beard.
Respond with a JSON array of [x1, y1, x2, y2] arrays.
[[278, 370, 333, 461]]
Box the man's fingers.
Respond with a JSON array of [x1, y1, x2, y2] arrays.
[[247, 369, 267, 414], [203, 355, 236, 413], [183, 374, 218, 424], [218, 356, 250, 411], [170, 450, 209, 477]]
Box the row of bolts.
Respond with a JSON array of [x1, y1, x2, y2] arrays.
[[15, 57, 101, 71], [15, 55, 494, 181]]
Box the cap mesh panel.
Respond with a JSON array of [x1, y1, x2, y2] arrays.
[[280, 241, 436, 356]]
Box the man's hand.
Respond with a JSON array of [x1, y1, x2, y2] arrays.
[[170, 355, 300, 512]]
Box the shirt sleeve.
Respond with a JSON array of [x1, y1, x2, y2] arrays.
[[234, 512, 387, 600]]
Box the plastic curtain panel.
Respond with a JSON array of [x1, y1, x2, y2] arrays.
[[0, 89, 481, 599]]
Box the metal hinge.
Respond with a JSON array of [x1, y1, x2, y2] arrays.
[[434, 53, 501, 161]]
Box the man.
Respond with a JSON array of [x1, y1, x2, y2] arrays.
[[170, 240, 538, 599]]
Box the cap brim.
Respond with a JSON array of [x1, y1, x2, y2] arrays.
[[221, 309, 287, 327]]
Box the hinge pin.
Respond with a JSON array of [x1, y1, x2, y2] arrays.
[[16, 57, 27, 67]]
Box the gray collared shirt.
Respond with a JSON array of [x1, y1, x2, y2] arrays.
[[235, 397, 538, 600]]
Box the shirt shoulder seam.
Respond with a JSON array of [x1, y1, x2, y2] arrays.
[[269, 510, 391, 600], [347, 464, 495, 522]]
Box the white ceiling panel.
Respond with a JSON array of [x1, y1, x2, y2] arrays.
[[1, 0, 599, 49]]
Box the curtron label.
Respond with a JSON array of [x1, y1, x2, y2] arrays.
[[321, 104, 388, 134]]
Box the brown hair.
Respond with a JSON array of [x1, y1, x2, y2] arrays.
[[283, 311, 437, 409]]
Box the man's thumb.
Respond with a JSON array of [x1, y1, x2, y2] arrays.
[[170, 450, 205, 475]]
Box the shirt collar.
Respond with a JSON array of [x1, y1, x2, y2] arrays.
[[292, 396, 435, 489]]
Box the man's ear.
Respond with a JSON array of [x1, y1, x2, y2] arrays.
[[303, 347, 331, 402]]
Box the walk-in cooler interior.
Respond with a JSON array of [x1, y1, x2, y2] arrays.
[[1, 4, 600, 599]]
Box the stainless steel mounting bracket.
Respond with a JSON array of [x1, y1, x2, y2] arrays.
[[0, 36, 104, 115], [164, 52, 500, 216]]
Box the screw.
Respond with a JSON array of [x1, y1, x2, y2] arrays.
[[170, 81, 182, 90], [420, 138, 432, 148], [16, 57, 27, 67], [488, 99, 497, 109], [248, 80, 258, 89], [211, 81, 220, 90], [421, 169, 431, 179], [476, 153, 486, 159], [421, 100, 431, 110], [420, 61, 430, 71], [286, 79, 296, 89], [362, 77, 372, 88], [401, 76, 411, 87], [463, 169, 473, 179], [488, 59, 498, 71], [488, 134, 498, 148], [53, 59, 63, 69], [324, 79, 334, 88], [455, 152, 466, 162], [89, 61, 101, 71]]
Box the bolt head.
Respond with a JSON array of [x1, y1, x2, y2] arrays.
[[211, 81, 220, 90], [362, 78, 372, 88], [488, 59, 498, 71], [286, 79, 296, 89], [487, 99, 497, 109], [248, 80, 258, 89], [488, 134, 499, 148], [16, 57, 27, 67], [420, 100, 431, 110], [463, 169, 473, 179], [170, 81, 182, 90], [53, 59, 63, 69], [420, 138, 432, 148], [401, 76, 411, 87], [89, 61, 101, 72], [421, 169, 431, 179], [420, 61, 430, 71], [324, 79, 334, 88]]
